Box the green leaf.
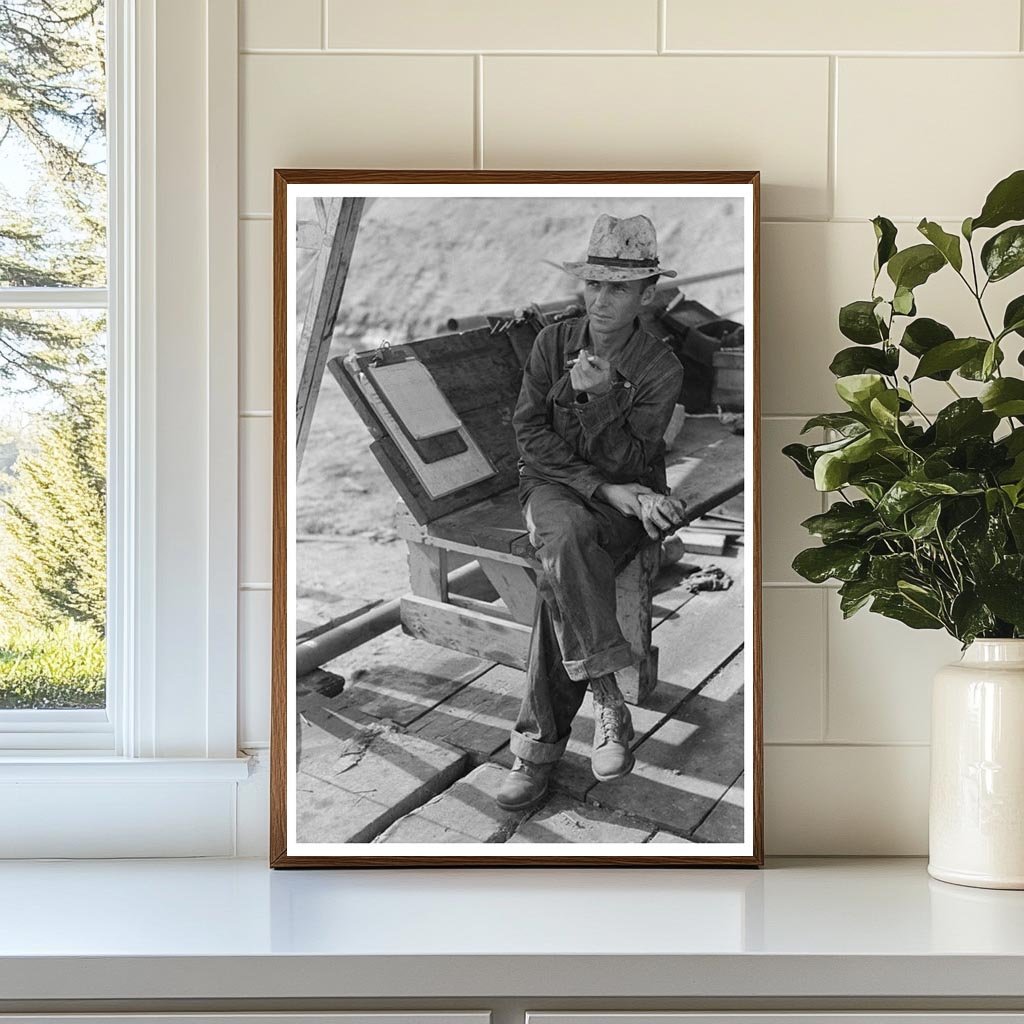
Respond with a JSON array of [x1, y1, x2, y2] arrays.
[[980, 377, 1024, 418], [868, 389, 901, 430], [976, 576, 1024, 629], [1003, 295, 1024, 340], [835, 373, 886, 414], [814, 450, 850, 491], [839, 299, 886, 345], [800, 501, 879, 543], [949, 592, 995, 644], [792, 542, 866, 583], [900, 317, 955, 360], [871, 594, 943, 630], [962, 216, 974, 241], [982, 341, 1000, 380], [892, 286, 916, 316], [829, 345, 899, 377], [800, 412, 865, 434], [868, 552, 915, 587], [908, 499, 942, 539], [933, 399, 999, 445], [911, 337, 987, 381], [971, 168, 1024, 232], [877, 479, 958, 524], [886, 243, 946, 291], [917, 218, 963, 272], [782, 442, 815, 479], [981, 225, 1024, 283], [960, 344, 1004, 380], [838, 578, 877, 618], [872, 215, 898, 277]]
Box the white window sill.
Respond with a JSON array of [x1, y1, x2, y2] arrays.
[[0, 754, 252, 782]]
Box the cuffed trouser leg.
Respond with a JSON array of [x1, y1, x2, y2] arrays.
[[509, 481, 646, 763]]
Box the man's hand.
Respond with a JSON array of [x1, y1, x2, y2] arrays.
[[636, 492, 688, 540], [595, 481, 658, 518], [569, 348, 612, 396]]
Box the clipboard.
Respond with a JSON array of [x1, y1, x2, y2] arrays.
[[365, 358, 463, 440]]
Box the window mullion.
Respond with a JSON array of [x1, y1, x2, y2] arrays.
[[0, 287, 108, 310]]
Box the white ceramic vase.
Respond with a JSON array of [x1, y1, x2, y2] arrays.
[[929, 639, 1024, 889]]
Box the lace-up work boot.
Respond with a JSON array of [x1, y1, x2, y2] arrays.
[[590, 675, 635, 781], [496, 757, 553, 811]]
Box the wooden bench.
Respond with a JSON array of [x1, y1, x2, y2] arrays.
[[329, 314, 742, 706]]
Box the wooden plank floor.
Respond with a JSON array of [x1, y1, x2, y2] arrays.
[[295, 539, 747, 846]]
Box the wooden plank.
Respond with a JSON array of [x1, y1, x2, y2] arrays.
[[694, 771, 745, 843], [648, 830, 695, 844], [407, 542, 448, 601], [425, 488, 529, 553], [374, 763, 528, 844], [449, 592, 518, 623], [295, 707, 468, 844], [646, 557, 746, 714], [508, 793, 657, 844], [401, 594, 531, 669], [410, 663, 525, 760], [296, 196, 365, 470], [478, 560, 537, 624], [665, 431, 745, 515], [325, 632, 493, 727]]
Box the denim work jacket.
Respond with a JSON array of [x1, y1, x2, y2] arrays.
[[513, 315, 684, 503]]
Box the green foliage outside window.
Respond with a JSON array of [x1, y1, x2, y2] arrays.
[[0, 1, 107, 708]]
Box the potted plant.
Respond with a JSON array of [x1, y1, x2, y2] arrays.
[[785, 169, 1024, 889]]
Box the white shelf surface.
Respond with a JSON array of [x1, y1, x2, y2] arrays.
[[2, 856, 1024, 1001]]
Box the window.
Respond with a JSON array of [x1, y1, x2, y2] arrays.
[[0, 0, 112, 747]]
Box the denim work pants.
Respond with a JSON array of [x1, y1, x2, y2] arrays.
[[509, 480, 648, 765]]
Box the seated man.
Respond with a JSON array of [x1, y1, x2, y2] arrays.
[[496, 213, 687, 811]]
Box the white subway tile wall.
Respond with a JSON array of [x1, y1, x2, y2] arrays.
[[236, 0, 1024, 853]]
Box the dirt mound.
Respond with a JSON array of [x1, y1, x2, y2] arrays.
[[297, 195, 744, 345]]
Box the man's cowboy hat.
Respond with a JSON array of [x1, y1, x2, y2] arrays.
[[562, 213, 677, 282]]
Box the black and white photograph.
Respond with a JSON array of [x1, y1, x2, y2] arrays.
[[272, 171, 762, 866]]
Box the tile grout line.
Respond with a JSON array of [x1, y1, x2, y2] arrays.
[[820, 587, 830, 743], [765, 740, 931, 748], [1021, 0, 1024, 52], [237, 47, 1024, 57], [474, 54, 484, 169], [657, 0, 666, 54], [827, 55, 838, 220], [321, 0, 328, 50]]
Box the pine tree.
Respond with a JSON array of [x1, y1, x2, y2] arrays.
[[0, 0, 106, 397], [0, 371, 105, 632]]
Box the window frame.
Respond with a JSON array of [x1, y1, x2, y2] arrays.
[[0, 0, 247, 828], [0, 5, 120, 751]]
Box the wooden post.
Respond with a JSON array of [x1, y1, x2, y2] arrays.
[[615, 542, 660, 705], [295, 196, 365, 471]]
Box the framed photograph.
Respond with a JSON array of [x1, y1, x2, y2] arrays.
[[270, 170, 762, 867]]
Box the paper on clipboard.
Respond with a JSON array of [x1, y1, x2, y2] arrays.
[[365, 359, 462, 439]]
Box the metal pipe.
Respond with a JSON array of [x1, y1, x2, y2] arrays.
[[295, 560, 489, 677]]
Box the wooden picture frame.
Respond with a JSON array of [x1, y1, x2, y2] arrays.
[[271, 170, 763, 867]]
